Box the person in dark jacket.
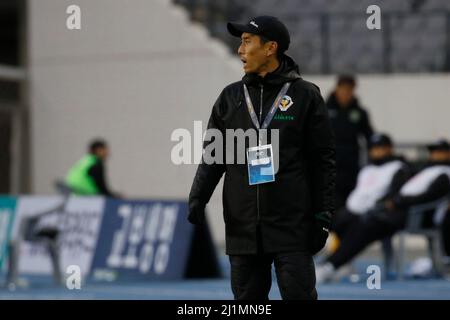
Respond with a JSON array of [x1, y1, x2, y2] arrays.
[[65, 139, 119, 197], [327, 75, 374, 209], [188, 16, 336, 300], [316, 139, 450, 283]]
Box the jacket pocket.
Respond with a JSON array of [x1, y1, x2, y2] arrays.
[[222, 171, 254, 225]]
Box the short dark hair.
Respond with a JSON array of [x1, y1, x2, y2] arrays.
[[337, 74, 356, 88], [259, 35, 271, 45], [89, 139, 107, 154], [259, 35, 279, 58]]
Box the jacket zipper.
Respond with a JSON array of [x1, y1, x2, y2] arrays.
[[257, 84, 263, 223]]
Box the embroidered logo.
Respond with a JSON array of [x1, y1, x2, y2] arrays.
[[279, 95, 293, 111]]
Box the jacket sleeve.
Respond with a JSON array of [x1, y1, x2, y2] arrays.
[[305, 87, 337, 216], [393, 173, 450, 209], [88, 161, 114, 197], [381, 165, 411, 201], [188, 91, 227, 207], [360, 108, 374, 142]]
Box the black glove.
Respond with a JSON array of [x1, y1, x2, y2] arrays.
[[188, 199, 206, 226], [309, 211, 332, 255]]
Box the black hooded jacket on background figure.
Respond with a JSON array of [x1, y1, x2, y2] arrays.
[[326, 93, 373, 208], [189, 55, 336, 255]]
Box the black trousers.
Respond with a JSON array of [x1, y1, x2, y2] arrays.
[[331, 207, 361, 238], [328, 210, 401, 269], [335, 168, 358, 210], [229, 250, 317, 300]]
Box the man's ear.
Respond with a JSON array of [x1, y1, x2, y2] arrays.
[[266, 41, 278, 57]]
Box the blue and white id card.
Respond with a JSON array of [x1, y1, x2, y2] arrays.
[[247, 144, 275, 185]]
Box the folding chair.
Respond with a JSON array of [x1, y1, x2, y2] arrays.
[[396, 195, 450, 279], [6, 195, 69, 289]]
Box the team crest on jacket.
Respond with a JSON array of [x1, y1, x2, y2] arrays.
[[279, 95, 293, 111]]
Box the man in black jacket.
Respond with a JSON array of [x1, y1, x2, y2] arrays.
[[327, 75, 374, 209], [188, 16, 336, 300]]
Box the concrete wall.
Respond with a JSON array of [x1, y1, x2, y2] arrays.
[[308, 73, 450, 144], [29, 0, 450, 249], [29, 0, 243, 246]]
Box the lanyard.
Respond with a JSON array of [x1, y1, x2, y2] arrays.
[[243, 82, 291, 131]]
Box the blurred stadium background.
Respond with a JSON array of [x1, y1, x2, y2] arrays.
[[1, 0, 450, 299]]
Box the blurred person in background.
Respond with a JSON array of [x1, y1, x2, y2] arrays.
[[316, 138, 450, 283], [327, 75, 374, 209], [328, 133, 410, 253], [65, 139, 120, 197]]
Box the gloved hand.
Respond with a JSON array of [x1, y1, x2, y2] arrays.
[[309, 211, 332, 255], [188, 199, 206, 226]]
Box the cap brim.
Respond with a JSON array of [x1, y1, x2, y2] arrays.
[[227, 22, 253, 37]]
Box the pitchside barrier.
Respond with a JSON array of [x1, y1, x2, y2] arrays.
[[0, 196, 221, 283]]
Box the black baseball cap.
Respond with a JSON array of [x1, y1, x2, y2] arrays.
[[227, 16, 290, 53], [369, 133, 393, 148], [427, 139, 450, 152]]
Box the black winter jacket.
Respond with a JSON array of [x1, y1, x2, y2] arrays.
[[326, 93, 373, 196], [189, 55, 336, 254]]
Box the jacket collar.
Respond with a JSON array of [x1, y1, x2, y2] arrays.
[[425, 160, 450, 168], [326, 92, 361, 111], [242, 54, 301, 87], [370, 155, 404, 166]]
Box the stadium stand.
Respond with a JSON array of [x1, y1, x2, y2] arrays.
[[174, 0, 450, 74]]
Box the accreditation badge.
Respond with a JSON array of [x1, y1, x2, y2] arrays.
[[246, 144, 275, 185]]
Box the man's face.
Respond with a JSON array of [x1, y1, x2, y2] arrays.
[[335, 84, 355, 107], [238, 33, 272, 74], [429, 150, 450, 162], [95, 146, 109, 161], [369, 145, 392, 161]]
